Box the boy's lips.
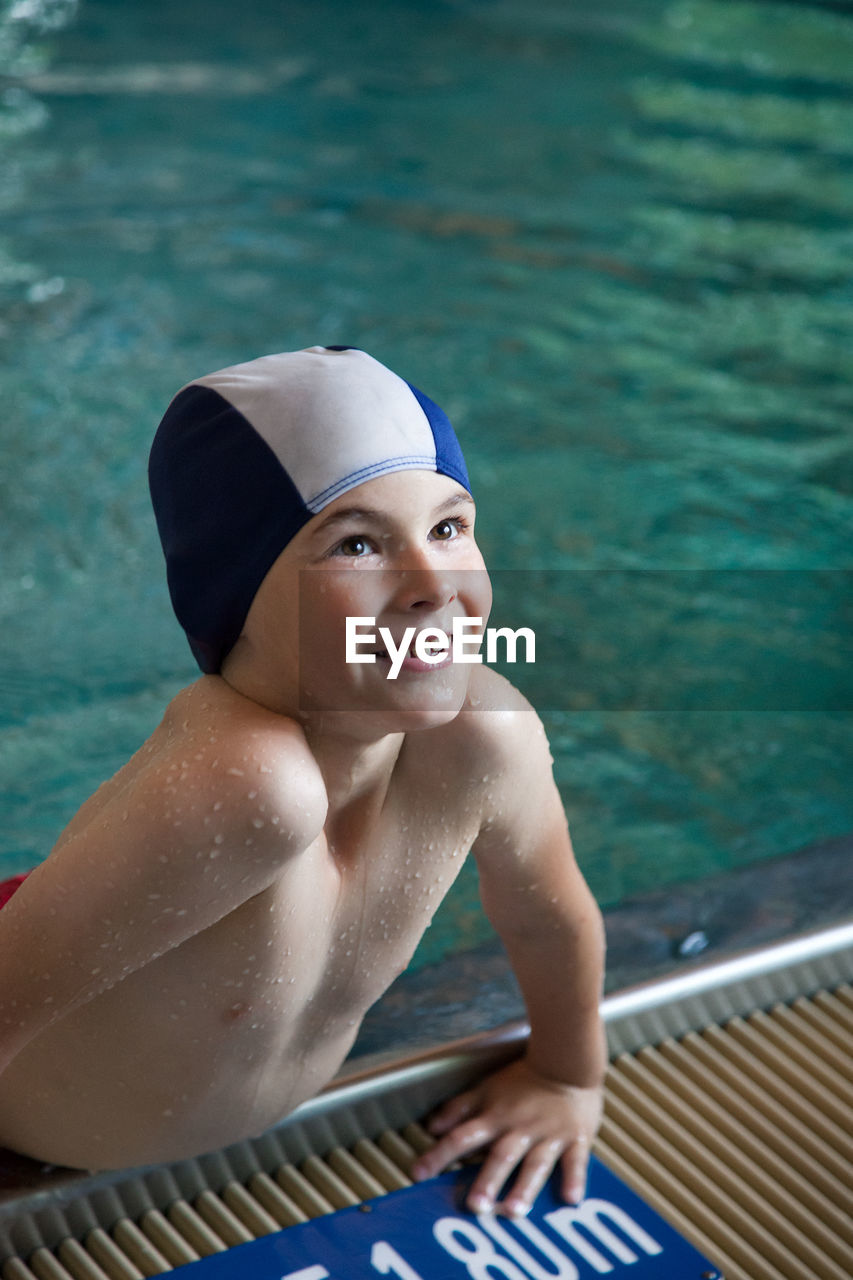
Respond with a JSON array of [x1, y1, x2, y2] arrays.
[[374, 637, 453, 673]]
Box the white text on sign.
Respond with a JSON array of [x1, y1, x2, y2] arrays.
[[279, 1196, 663, 1279]]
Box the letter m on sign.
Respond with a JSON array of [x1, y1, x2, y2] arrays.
[[544, 1199, 663, 1272]]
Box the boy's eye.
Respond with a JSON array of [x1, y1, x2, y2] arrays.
[[431, 517, 466, 541], [334, 535, 372, 557]]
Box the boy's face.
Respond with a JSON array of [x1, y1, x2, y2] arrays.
[[229, 470, 492, 732]]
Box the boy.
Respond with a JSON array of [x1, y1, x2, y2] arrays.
[[0, 347, 606, 1218]]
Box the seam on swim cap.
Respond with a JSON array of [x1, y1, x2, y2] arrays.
[[307, 454, 439, 512]]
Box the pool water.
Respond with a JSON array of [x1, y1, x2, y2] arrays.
[[1, 0, 851, 970]]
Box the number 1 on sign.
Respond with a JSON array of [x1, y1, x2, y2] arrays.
[[371, 1241, 426, 1279]]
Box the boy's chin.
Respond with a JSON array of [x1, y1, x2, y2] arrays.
[[377, 699, 466, 733], [298, 705, 465, 740]]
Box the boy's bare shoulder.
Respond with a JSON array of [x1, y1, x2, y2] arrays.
[[153, 676, 328, 845]]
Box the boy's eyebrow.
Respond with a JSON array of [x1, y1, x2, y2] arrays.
[[430, 491, 476, 518], [310, 490, 475, 536]]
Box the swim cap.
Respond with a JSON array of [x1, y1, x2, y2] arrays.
[[149, 346, 471, 673]]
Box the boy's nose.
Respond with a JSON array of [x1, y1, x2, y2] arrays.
[[391, 565, 457, 613]]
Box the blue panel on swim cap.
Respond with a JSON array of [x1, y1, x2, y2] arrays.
[[149, 384, 311, 673], [406, 381, 471, 494]]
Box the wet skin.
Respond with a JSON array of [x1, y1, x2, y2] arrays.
[[0, 472, 605, 1215]]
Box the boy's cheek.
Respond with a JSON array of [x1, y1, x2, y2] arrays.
[[301, 571, 388, 633], [473, 581, 493, 627], [457, 563, 492, 624]]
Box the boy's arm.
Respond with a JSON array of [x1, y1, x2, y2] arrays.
[[0, 724, 324, 1075], [412, 709, 607, 1216]]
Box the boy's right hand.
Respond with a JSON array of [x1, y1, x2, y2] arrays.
[[411, 1057, 604, 1217]]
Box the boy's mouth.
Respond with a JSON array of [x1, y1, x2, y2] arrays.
[[372, 632, 454, 675], [374, 640, 447, 661]]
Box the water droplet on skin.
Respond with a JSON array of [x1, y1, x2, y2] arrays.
[[227, 767, 245, 777], [213, 801, 223, 811], [247, 790, 258, 800], [252, 819, 265, 829]]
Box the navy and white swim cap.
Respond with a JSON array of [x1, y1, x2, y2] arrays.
[[149, 346, 471, 673]]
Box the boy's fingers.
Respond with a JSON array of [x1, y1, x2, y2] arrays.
[[561, 1135, 591, 1205], [426, 1088, 478, 1137], [497, 1138, 563, 1217], [412, 1116, 493, 1181], [464, 1132, 534, 1214]]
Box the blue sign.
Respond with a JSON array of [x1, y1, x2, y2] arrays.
[[174, 1155, 722, 1278]]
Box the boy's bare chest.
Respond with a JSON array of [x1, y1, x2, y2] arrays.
[[154, 777, 480, 1032], [315, 793, 479, 1010]]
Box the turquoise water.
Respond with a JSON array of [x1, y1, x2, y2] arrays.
[[1, 0, 851, 968]]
